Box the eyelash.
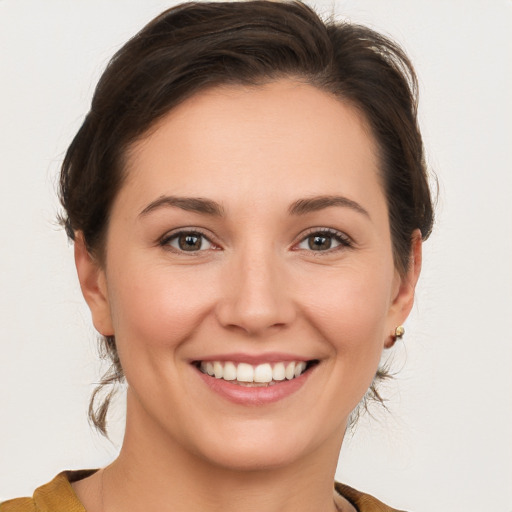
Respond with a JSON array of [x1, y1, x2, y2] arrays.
[[159, 227, 353, 254], [294, 228, 353, 254], [159, 229, 218, 254]]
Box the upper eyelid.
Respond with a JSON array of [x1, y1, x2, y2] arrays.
[[296, 227, 352, 242], [159, 228, 219, 250], [160, 227, 215, 241]]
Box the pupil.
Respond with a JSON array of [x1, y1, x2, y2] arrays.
[[309, 235, 331, 250], [179, 234, 201, 251]]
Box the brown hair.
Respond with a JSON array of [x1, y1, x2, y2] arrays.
[[59, 1, 434, 435]]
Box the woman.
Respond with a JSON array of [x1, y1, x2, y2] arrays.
[[1, 1, 433, 511]]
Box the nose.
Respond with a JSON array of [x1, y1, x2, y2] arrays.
[[215, 247, 296, 336]]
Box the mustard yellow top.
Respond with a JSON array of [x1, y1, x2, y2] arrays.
[[1, 471, 406, 512]]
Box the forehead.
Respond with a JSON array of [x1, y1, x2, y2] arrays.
[[123, 80, 383, 211]]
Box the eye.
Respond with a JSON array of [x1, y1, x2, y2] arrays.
[[161, 231, 215, 252], [296, 229, 352, 252]]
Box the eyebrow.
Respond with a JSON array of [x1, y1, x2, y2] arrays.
[[288, 195, 370, 218], [139, 196, 225, 217], [139, 194, 369, 219]]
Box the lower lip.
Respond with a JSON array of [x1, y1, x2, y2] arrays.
[[195, 367, 313, 405]]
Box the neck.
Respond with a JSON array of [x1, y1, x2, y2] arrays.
[[102, 392, 346, 512]]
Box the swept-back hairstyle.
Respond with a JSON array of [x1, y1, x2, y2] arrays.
[[59, 1, 434, 435]]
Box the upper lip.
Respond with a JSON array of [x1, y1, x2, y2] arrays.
[[191, 352, 315, 365]]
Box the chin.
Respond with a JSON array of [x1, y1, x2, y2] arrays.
[[199, 442, 305, 473], [189, 418, 338, 473]]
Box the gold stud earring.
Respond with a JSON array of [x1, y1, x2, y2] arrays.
[[394, 325, 405, 339], [385, 325, 405, 348]]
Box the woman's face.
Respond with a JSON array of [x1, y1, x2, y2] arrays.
[[78, 79, 419, 471]]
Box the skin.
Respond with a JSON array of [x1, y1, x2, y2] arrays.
[[73, 80, 422, 512]]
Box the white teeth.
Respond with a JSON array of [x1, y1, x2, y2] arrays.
[[237, 363, 254, 382], [223, 361, 237, 381], [199, 360, 311, 383], [294, 361, 307, 378], [285, 362, 296, 380], [213, 361, 223, 379], [272, 362, 286, 381], [254, 363, 273, 383]]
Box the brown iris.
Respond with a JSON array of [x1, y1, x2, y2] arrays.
[[308, 234, 332, 251], [178, 233, 203, 251]]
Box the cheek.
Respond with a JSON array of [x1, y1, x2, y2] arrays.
[[298, 265, 394, 413], [296, 262, 394, 354], [108, 258, 226, 345]]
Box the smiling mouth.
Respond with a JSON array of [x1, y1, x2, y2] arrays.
[[195, 360, 319, 387]]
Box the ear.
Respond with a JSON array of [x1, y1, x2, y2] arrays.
[[74, 232, 114, 336], [384, 229, 422, 348]]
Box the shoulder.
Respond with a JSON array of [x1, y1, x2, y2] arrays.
[[1, 471, 96, 512], [335, 482, 408, 512], [0, 498, 35, 512]]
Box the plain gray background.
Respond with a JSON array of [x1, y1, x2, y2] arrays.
[[1, 1, 511, 510]]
